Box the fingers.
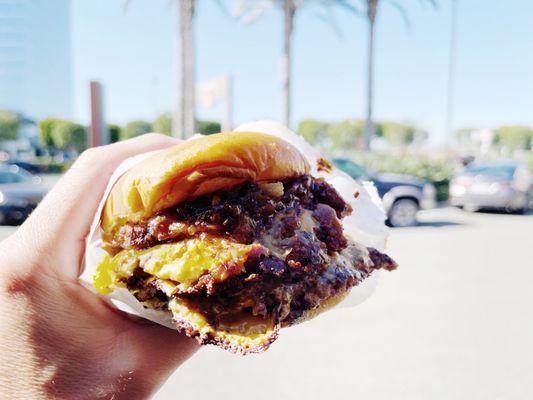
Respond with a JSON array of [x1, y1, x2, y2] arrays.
[[16, 134, 181, 277]]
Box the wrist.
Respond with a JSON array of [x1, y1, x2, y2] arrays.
[[0, 267, 147, 399], [0, 235, 197, 399]]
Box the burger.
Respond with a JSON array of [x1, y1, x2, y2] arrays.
[[92, 124, 397, 354]]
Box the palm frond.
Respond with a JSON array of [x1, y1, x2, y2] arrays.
[[309, 4, 345, 39], [326, 0, 361, 16], [214, 0, 232, 17], [418, 0, 438, 10], [231, 0, 275, 25], [384, 0, 410, 29]]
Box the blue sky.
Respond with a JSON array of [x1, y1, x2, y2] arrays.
[[72, 0, 533, 144]]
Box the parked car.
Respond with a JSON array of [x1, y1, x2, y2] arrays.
[[449, 161, 532, 213], [333, 158, 436, 227], [6, 160, 48, 174], [0, 164, 49, 224]]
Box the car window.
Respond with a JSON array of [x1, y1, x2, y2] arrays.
[[463, 164, 516, 180], [333, 159, 368, 179], [0, 170, 32, 184]]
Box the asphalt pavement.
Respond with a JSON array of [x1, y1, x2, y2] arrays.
[[157, 207, 533, 400], [1, 207, 531, 399]]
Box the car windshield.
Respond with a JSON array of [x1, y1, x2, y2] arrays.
[[463, 164, 516, 180], [333, 159, 371, 180], [0, 165, 33, 184]]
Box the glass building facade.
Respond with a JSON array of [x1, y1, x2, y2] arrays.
[[0, 0, 72, 120]]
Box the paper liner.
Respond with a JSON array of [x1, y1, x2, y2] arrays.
[[79, 121, 389, 328]]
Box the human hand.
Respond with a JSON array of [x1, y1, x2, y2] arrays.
[[0, 134, 199, 399]]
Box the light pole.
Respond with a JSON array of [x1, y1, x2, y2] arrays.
[[445, 0, 458, 148]]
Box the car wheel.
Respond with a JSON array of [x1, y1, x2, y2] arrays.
[[463, 204, 479, 213], [388, 198, 419, 227], [0, 211, 5, 225]]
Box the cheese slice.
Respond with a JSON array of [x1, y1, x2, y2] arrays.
[[94, 234, 262, 294]]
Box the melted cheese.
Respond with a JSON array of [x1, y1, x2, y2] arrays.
[[94, 234, 260, 294], [94, 235, 278, 350]]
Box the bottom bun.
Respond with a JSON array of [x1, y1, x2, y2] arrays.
[[169, 273, 378, 354]]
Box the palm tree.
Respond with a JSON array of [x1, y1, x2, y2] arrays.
[[233, 1, 357, 128], [282, 0, 297, 127], [360, 0, 436, 150], [125, 0, 196, 139], [232, 0, 296, 126], [175, 0, 196, 139], [362, 0, 377, 150]]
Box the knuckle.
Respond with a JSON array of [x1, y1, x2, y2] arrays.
[[139, 132, 171, 141], [72, 146, 110, 169], [78, 147, 102, 161]]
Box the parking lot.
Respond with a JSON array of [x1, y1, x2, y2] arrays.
[[157, 207, 533, 400], [1, 207, 532, 399]]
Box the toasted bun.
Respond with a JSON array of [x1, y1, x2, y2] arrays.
[[102, 132, 310, 235]]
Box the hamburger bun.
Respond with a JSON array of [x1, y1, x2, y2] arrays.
[[90, 126, 396, 354], [102, 132, 309, 236]]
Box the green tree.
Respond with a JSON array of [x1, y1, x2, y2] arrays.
[[51, 121, 87, 152], [494, 126, 533, 151], [121, 120, 152, 140], [297, 119, 329, 145], [196, 120, 221, 135], [327, 119, 364, 149], [39, 118, 56, 148], [108, 124, 121, 143], [38, 118, 87, 151], [379, 122, 417, 146], [455, 127, 474, 144], [153, 113, 172, 135], [0, 110, 19, 142]]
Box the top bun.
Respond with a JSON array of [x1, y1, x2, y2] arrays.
[[102, 131, 310, 235]]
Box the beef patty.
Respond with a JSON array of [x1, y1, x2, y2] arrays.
[[113, 175, 396, 329]]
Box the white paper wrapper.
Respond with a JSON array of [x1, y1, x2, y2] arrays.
[[80, 121, 389, 328]]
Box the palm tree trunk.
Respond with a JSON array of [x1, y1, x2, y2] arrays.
[[363, 0, 378, 150], [173, 0, 195, 139], [282, 0, 296, 127]]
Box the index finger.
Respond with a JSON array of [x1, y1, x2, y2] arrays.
[[17, 134, 181, 276]]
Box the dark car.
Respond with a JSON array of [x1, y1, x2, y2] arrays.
[[0, 164, 49, 224], [6, 160, 48, 174], [333, 158, 436, 227]]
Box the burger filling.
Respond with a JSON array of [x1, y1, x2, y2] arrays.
[[95, 175, 396, 351]]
